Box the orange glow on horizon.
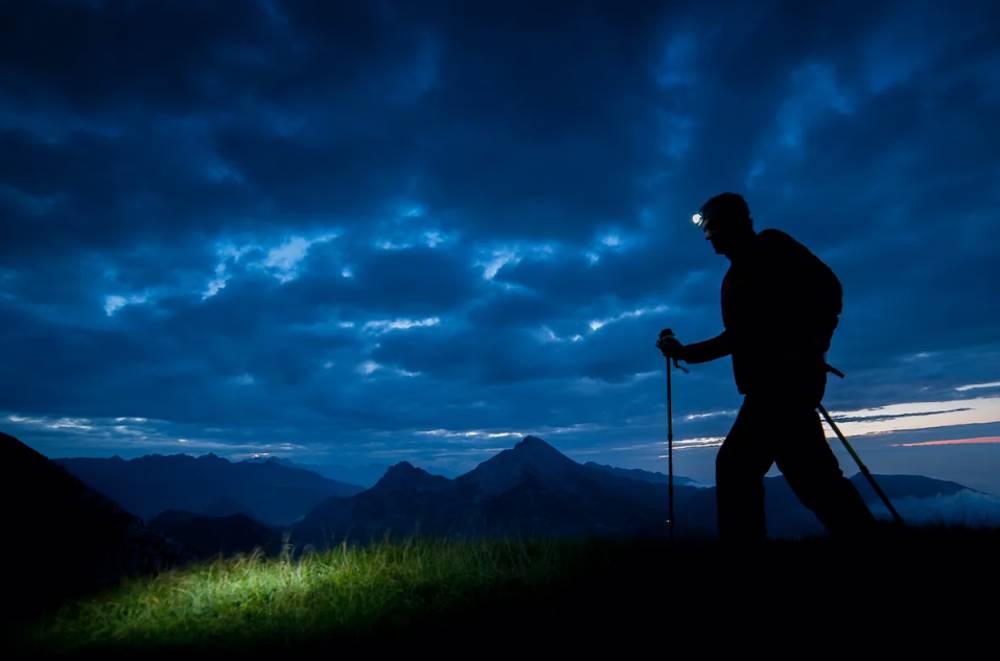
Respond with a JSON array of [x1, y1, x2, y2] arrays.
[[892, 436, 1000, 448]]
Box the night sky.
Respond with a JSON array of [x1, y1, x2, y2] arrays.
[[2, 1, 999, 493]]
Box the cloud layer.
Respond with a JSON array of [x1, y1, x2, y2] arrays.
[[2, 1, 999, 482]]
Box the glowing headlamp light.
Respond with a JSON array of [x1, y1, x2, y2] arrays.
[[691, 211, 716, 238]]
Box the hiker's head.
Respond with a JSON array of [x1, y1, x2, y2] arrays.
[[692, 192, 755, 259]]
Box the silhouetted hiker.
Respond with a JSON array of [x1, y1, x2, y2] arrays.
[[657, 192, 877, 543]]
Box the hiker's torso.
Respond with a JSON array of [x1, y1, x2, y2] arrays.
[[721, 229, 830, 402]]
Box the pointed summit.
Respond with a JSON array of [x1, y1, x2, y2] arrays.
[[510, 435, 572, 460], [381, 460, 419, 478], [373, 461, 454, 493], [510, 435, 565, 458], [515, 435, 551, 449], [457, 435, 579, 496], [397, 460, 430, 471]]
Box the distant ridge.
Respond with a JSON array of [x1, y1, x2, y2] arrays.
[[56, 452, 365, 526], [583, 461, 698, 486]]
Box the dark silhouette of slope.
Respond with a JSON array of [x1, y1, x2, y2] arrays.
[[583, 461, 697, 486], [250, 456, 391, 489], [851, 472, 970, 500], [149, 510, 278, 559], [0, 431, 181, 627], [294, 462, 477, 546], [56, 453, 364, 526], [479, 471, 613, 536]]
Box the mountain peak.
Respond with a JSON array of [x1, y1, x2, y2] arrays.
[[385, 460, 418, 474], [512, 435, 561, 455], [374, 462, 453, 492], [516, 435, 548, 448], [456, 435, 579, 497]]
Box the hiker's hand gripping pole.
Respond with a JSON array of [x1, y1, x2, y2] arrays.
[[656, 328, 690, 374]]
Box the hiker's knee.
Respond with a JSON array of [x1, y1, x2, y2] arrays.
[[715, 442, 739, 480], [716, 445, 764, 486], [717, 433, 773, 483]]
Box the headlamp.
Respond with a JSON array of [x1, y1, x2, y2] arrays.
[[691, 210, 716, 238]]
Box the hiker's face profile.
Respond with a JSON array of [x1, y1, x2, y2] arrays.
[[703, 221, 727, 255], [705, 229, 720, 253], [701, 213, 748, 257]]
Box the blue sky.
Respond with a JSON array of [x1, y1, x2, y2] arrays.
[[2, 0, 999, 491]]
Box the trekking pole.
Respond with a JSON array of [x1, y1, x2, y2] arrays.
[[659, 329, 689, 542], [817, 402, 905, 526], [666, 354, 674, 542]]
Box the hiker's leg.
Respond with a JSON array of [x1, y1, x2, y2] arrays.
[[773, 404, 877, 539], [716, 396, 775, 544]]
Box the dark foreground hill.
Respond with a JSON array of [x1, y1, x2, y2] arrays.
[[10, 524, 997, 654], [56, 453, 364, 526], [0, 431, 181, 625], [149, 510, 280, 559]]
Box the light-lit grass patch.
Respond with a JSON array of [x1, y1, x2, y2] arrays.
[[24, 536, 590, 652]]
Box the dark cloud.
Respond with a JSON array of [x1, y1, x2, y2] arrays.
[[1, 0, 999, 480]]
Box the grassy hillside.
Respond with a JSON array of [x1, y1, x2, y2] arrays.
[[12, 523, 998, 653]]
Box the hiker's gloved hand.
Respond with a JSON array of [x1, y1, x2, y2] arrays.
[[656, 329, 687, 361]]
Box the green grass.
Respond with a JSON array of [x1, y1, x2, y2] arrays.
[[20, 535, 599, 653], [14, 524, 1000, 653]]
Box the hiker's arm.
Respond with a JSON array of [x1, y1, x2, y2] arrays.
[[682, 330, 732, 364]]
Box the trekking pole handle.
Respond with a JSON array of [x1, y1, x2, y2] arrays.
[[657, 328, 690, 374]]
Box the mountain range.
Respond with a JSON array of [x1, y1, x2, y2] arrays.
[[290, 435, 976, 547], [23, 432, 984, 558], [56, 453, 364, 526]]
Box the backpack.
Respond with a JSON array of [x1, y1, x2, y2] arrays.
[[757, 229, 843, 356], [812, 254, 842, 355]]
